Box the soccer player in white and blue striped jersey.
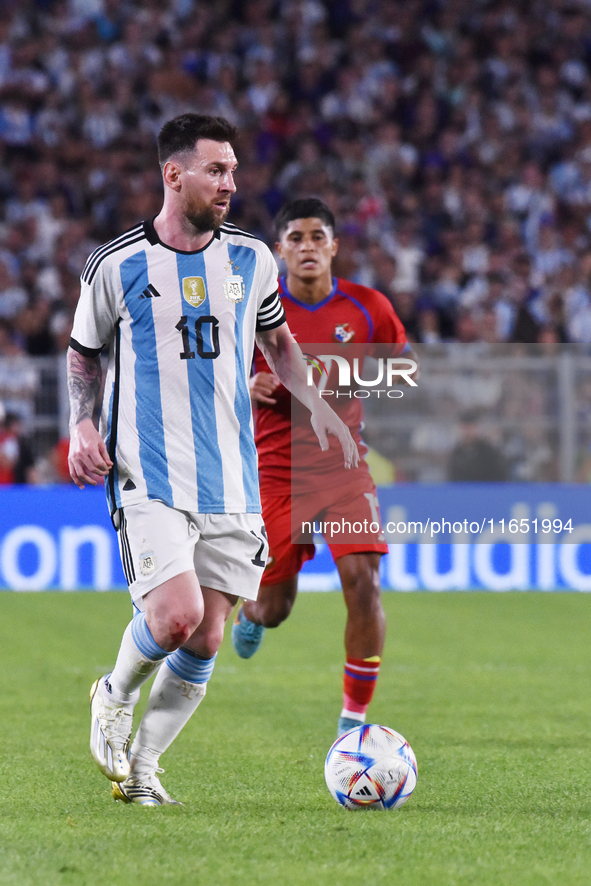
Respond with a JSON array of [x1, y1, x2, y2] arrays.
[[67, 114, 358, 806]]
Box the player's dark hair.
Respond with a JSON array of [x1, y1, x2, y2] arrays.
[[157, 114, 238, 166], [275, 198, 336, 237]]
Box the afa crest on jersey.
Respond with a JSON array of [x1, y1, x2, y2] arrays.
[[224, 274, 245, 302], [182, 276, 206, 308], [139, 550, 157, 576], [333, 322, 355, 342]]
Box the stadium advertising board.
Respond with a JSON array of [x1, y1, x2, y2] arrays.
[[0, 487, 118, 591], [299, 484, 591, 592], [0, 485, 590, 592]]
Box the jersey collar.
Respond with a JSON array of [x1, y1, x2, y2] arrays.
[[280, 276, 338, 311], [143, 218, 220, 253]]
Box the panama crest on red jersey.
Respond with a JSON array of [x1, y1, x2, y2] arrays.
[[333, 322, 355, 342]]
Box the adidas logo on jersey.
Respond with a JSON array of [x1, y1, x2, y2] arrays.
[[139, 284, 162, 299]]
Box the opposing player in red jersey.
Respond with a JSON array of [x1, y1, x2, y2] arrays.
[[232, 198, 414, 737]]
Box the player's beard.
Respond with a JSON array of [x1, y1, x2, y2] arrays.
[[186, 200, 230, 233]]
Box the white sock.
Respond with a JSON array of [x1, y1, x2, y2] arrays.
[[339, 708, 366, 723], [107, 615, 169, 706], [130, 659, 207, 773]]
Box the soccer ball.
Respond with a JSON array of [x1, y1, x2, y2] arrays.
[[324, 724, 417, 810]]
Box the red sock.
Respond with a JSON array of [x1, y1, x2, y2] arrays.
[[342, 656, 381, 718]]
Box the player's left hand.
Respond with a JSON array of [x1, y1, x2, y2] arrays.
[[309, 399, 359, 469]]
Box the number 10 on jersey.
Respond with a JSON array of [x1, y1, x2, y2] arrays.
[[176, 315, 220, 360]]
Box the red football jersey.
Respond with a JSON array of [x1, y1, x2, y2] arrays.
[[254, 276, 407, 491]]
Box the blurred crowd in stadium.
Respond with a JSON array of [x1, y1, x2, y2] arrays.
[[2, 0, 591, 482]]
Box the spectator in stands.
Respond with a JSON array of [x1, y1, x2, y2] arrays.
[[0, 258, 27, 320], [29, 437, 71, 485], [447, 410, 508, 482], [1, 410, 35, 483], [0, 319, 38, 421], [0, 402, 18, 484]]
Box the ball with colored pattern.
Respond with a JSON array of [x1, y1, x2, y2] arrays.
[[324, 724, 417, 810]]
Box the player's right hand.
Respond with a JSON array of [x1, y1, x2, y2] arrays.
[[68, 418, 113, 489], [249, 371, 280, 405], [310, 398, 360, 470]]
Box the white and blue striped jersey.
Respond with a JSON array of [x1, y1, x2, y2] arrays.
[[70, 219, 285, 516]]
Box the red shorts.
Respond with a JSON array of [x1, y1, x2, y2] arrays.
[[259, 472, 389, 586]]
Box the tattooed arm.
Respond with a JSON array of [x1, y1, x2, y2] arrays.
[[67, 347, 113, 489]]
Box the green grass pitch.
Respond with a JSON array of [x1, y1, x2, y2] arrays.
[[0, 590, 590, 886]]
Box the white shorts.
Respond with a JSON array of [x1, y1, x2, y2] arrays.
[[115, 500, 268, 608]]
